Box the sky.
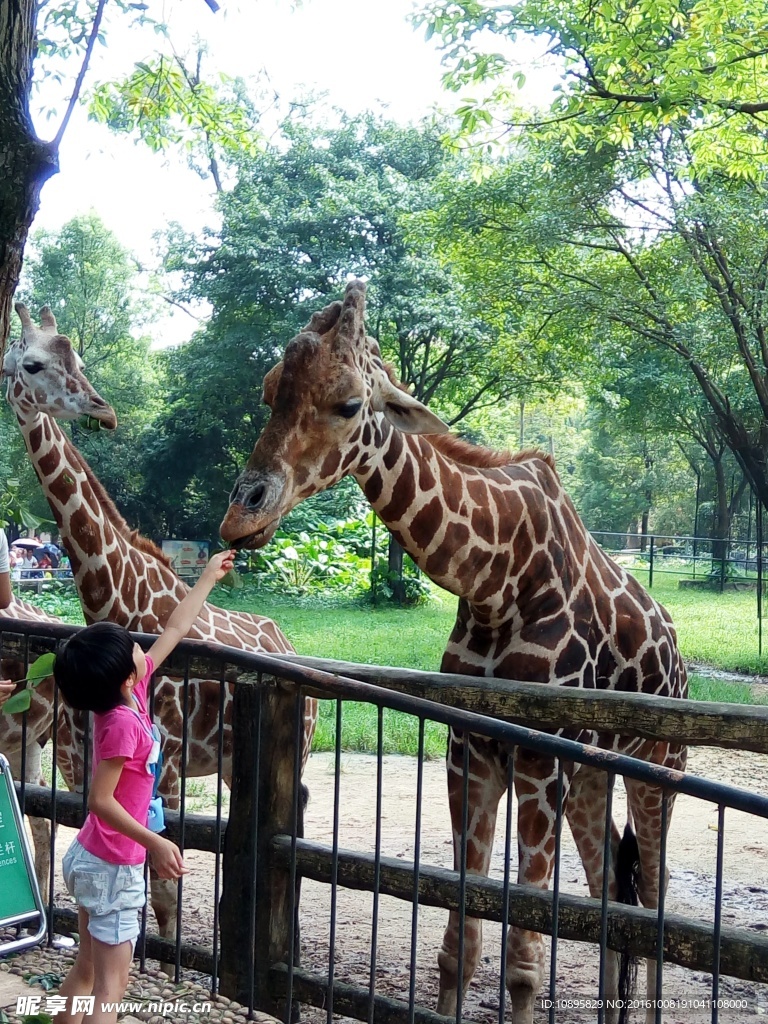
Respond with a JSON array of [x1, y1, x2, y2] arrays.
[[29, 0, 556, 344]]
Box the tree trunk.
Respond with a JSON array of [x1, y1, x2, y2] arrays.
[[0, 2, 59, 355], [640, 509, 649, 552], [387, 534, 406, 606]]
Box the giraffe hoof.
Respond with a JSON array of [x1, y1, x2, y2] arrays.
[[508, 983, 536, 1022]]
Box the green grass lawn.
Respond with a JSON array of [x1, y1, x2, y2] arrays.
[[20, 568, 768, 758], [216, 571, 768, 677], [27, 566, 768, 677], [627, 568, 767, 674], [214, 575, 768, 755]]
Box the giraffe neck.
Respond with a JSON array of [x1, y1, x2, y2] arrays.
[[354, 421, 580, 620], [15, 408, 295, 653], [16, 408, 189, 628]]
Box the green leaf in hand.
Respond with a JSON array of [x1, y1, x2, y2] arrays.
[[220, 568, 243, 589], [26, 652, 56, 685], [2, 690, 32, 715], [2, 652, 56, 716]]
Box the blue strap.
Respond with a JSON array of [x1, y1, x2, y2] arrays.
[[151, 747, 164, 798]]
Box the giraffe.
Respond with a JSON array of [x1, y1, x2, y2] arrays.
[[1, 596, 69, 884], [3, 303, 318, 951], [219, 281, 688, 1024]]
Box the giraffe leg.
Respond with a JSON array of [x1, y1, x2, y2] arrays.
[[565, 766, 624, 1024], [436, 730, 507, 1017], [11, 740, 54, 892], [150, 876, 178, 973], [625, 743, 686, 1024], [152, 754, 181, 976], [505, 750, 572, 1023]]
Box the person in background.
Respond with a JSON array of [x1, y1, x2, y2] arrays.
[[21, 551, 38, 578], [0, 531, 12, 608], [9, 548, 22, 582]]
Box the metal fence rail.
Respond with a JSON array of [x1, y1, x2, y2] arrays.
[[1, 617, 767, 1024], [590, 531, 765, 594]]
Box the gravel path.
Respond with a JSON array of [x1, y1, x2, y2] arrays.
[[3, 746, 767, 1023]]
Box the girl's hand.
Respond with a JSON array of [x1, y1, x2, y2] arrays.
[[150, 836, 189, 880], [0, 680, 15, 707], [204, 549, 236, 583]]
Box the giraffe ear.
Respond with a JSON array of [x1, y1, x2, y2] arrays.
[[375, 378, 450, 435]]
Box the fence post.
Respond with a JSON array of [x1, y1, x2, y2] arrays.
[[758, 503, 763, 659], [220, 675, 301, 1015], [648, 535, 655, 589], [720, 543, 727, 594]]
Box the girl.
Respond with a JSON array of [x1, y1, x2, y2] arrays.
[[53, 549, 236, 1024]]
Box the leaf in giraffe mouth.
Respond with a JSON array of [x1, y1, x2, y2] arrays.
[[78, 415, 104, 431]]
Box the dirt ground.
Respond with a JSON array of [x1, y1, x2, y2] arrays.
[[43, 745, 768, 1024]]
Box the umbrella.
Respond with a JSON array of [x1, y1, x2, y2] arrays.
[[12, 538, 42, 550]]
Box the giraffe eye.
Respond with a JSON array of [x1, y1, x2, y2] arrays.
[[23, 361, 44, 374], [336, 400, 362, 419]]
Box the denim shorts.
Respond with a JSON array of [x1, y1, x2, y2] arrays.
[[63, 838, 146, 947]]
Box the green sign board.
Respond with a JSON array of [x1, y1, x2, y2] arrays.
[[0, 753, 46, 953]]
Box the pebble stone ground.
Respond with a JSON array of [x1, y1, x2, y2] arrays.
[[0, 944, 278, 1024]]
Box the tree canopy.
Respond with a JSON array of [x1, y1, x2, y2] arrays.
[[418, 0, 768, 178]]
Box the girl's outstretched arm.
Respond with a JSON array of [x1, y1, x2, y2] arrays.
[[147, 549, 235, 669]]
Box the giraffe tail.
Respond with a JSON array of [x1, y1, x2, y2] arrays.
[[615, 822, 640, 1024]]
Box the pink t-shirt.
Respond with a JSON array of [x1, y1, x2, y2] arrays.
[[78, 655, 156, 866]]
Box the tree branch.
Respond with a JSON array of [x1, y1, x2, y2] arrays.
[[51, 0, 108, 151]]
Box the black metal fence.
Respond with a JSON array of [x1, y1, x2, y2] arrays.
[[589, 532, 766, 591], [2, 617, 768, 1023]]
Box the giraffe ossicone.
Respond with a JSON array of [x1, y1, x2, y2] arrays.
[[221, 279, 687, 1024], [5, 305, 317, 958]]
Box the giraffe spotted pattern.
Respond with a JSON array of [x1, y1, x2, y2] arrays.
[[220, 281, 686, 1024], [4, 305, 317, 950]]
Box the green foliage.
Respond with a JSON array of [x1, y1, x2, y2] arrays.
[[142, 110, 539, 538], [0, 477, 53, 532], [24, 971, 62, 991], [418, 0, 768, 179], [370, 556, 432, 607], [2, 652, 59, 715], [89, 51, 262, 170], [23, 585, 85, 625], [245, 520, 373, 598], [15, 212, 166, 533]]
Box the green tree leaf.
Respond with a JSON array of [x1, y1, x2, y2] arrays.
[[26, 652, 56, 685], [2, 690, 32, 715]]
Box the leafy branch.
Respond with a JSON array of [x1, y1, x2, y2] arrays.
[[2, 653, 57, 716]]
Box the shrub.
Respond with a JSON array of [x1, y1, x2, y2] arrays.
[[243, 520, 373, 597]]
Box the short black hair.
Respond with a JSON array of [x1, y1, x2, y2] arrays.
[[54, 621, 136, 714]]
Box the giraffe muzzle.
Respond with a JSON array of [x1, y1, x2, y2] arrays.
[[219, 510, 281, 549], [220, 473, 285, 548]]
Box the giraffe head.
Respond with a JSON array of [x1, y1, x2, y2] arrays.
[[220, 279, 449, 548], [3, 304, 117, 428]]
